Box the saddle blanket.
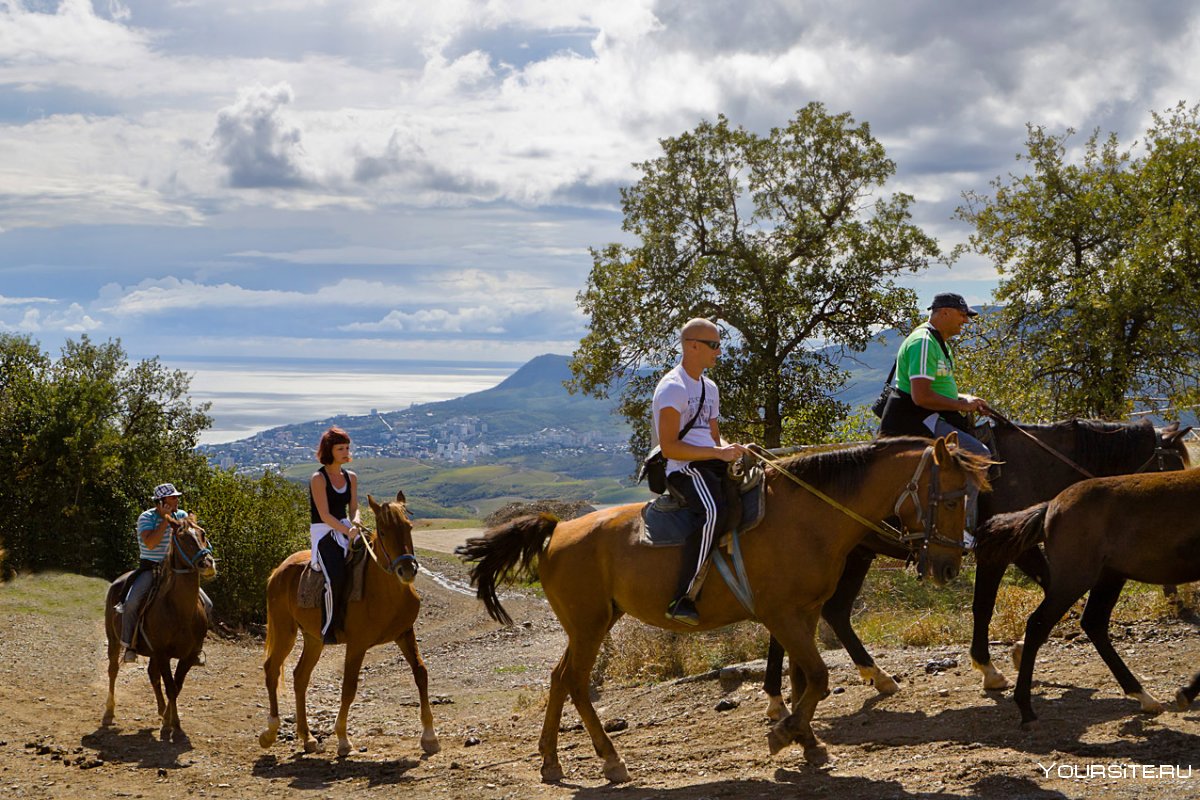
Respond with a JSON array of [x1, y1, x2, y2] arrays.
[[297, 545, 370, 609], [638, 478, 766, 547]]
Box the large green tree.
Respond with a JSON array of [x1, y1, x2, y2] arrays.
[[957, 103, 1200, 420], [0, 335, 212, 576], [569, 103, 940, 453]]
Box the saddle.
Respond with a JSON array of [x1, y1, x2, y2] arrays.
[[112, 564, 164, 654], [637, 459, 767, 548], [297, 539, 371, 609]]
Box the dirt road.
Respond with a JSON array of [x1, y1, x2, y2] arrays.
[[2, 554, 1199, 799]]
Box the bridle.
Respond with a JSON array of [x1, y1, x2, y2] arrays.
[[749, 442, 973, 571], [357, 518, 419, 579], [1133, 440, 1188, 474], [169, 521, 214, 575]]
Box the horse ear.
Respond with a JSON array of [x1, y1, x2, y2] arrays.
[[1166, 425, 1193, 444], [395, 489, 406, 504], [367, 494, 380, 514], [943, 430, 959, 449], [1163, 421, 1180, 434], [933, 435, 950, 464]]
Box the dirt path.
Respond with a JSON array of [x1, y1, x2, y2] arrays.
[[2, 557, 1199, 799]]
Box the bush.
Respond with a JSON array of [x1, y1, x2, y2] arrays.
[[188, 468, 309, 625]]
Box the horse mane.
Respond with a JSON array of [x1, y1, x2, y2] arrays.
[[1012, 418, 1154, 474], [774, 437, 991, 497]]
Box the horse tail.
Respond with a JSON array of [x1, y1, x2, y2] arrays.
[[975, 502, 1050, 564], [456, 513, 558, 627]]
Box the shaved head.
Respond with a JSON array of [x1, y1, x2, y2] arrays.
[[680, 318, 718, 341]]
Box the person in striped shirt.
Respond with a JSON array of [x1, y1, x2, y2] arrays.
[[119, 483, 212, 663]]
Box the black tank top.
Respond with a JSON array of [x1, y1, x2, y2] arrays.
[[309, 467, 351, 524]]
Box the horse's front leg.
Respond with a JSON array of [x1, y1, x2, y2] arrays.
[[293, 633, 325, 753], [335, 646, 368, 757], [103, 634, 120, 726], [147, 658, 167, 720], [153, 657, 179, 740], [822, 548, 897, 695], [766, 612, 829, 766], [396, 629, 440, 755], [970, 553, 1013, 690]]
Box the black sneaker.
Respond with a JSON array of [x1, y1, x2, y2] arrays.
[[665, 597, 700, 626], [322, 629, 338, 645]]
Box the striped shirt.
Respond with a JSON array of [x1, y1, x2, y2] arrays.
[[136, 508, 188, 563]]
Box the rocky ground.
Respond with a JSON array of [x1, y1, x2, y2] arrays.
[[2, 550, 1199, 799]]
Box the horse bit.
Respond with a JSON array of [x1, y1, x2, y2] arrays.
[[356, 523, 419, 578], [170, 522, 214, 574]]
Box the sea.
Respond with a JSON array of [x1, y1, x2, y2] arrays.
[[161, 356, 522, 445]]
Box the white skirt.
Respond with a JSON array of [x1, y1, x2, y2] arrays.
[[309, 520, 351, 571]]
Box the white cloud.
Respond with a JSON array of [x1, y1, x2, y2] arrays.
[[0, 301, 101, 333]]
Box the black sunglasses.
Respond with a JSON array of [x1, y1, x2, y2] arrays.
[[686, 338, 721, 351]]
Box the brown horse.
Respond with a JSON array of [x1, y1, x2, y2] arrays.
[[977, 467, 1200, 728], [258, 491, 440, 758], [102, 515, 215, 739], [459, 435, 989, 782]]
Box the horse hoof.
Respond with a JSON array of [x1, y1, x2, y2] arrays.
[[303, 738, 323, 754], [258, 730, 277, 749], [540, 763, 565, 783], [603, 759, 631, 784], [1176, 689, 1192, 711], [337, 740, 353, 758], [101, 710, 114, 727], [973, 660, 1010, 691], [874, 675, 901, 696], [766, 726, 790, 756], [1132, 692, 1165, 715], [803, 745, 830, 766], [420, 734, 441, 755], [1019, 718, 1038, 732]]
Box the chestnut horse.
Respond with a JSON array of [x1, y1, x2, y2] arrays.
[[102, 515, 215, 739], [761, 418, 1191, 719], [459, 435, 989, 783], [979, 465, 1200, 726], [258, 491, 440, 758]]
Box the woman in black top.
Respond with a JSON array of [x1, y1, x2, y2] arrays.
[[309, 426, 361, 644]]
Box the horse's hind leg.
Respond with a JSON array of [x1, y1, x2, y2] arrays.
[[763, 638, 788, 721], [103, 631, 120, 726], [396, 628, 440, 755], [293, 633, 325, 753], [970, 553, 1017, 690], [334, 646, 367, 757], [153, 658, 179, 740], [259, 604, 299, 749], [1014, 583, 1087, 728], [147, 659, 167, 720], [561, 628, 629, 784], [1081, 573, 1162, 713]]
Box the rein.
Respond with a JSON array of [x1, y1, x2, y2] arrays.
[[990, 410, 1095, 479], [746, 444, 970, 564], [357, 523, 419, 578]]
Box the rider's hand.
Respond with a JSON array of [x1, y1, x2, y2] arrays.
[[716, 443, 747, 462]]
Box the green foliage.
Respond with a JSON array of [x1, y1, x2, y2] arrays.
[[0, 334, 211, 578], [188, 468, 309, 625], [958, 103, 1200, 420], [569, 103, 941, 451]]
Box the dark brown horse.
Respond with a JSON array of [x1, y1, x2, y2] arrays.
[[102, 515, 215, 739], [978, 466, 1200, 727], [258, 491, 440, 758], [460, 436, 989, 782], [761, 418, 1191, 719]]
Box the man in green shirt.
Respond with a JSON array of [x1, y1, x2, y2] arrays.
[[879, 292, 992, 536]]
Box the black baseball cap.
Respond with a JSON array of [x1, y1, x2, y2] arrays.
[[928, 292, 978, 317]]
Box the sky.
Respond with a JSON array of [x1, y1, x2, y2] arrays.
[[3, 0, 1200, 371]]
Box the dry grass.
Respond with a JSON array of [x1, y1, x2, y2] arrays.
[[596, 618, 771, 684]]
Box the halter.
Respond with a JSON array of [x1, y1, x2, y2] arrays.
[[889, 445, 973, 575], [169, 522, 214, 574], [1133, 444, 1188, 474], [358, 523, 419, 578], [749, 443, 973, 569]]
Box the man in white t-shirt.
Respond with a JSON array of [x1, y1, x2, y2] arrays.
[[651, 318, 748, 625]]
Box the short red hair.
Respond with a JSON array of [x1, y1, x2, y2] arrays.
[[316, 426, 351, 465]]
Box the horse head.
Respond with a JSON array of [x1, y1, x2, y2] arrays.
[[1153, 422, 1193, 471], [170, 515, 216, 580], [894, 433, 993, 586], [367, 491, 419, 583]]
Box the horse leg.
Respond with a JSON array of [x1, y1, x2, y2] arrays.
[[1014, 586, 1085, 729], [334, 646, 368, 757], [1007, 546, 1051, 672], [563, 628, 629, 784], [103, 634, 120, 726], [1175, 671, 1200, 710], [766, 614, 830, 765], [823, 549, 897, 695], [538, 647, 571, 782], [147, 658, 167, 720], [396, 628, 440, 755], [763, 638, 788, 721], [167, 655, 199, 735], [258, 607, 299, 749], [154, 658, 179, 740], [970, 553, 1014, 690], [293, 633, 326, 753], [1080, 573, 1163, 713]]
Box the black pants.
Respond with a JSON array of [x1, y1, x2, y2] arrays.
[[316, 533, 349, 637], [666, 459, 736, 599]]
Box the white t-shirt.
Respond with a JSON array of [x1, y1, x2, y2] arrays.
[[651, 364, 720, 476]]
